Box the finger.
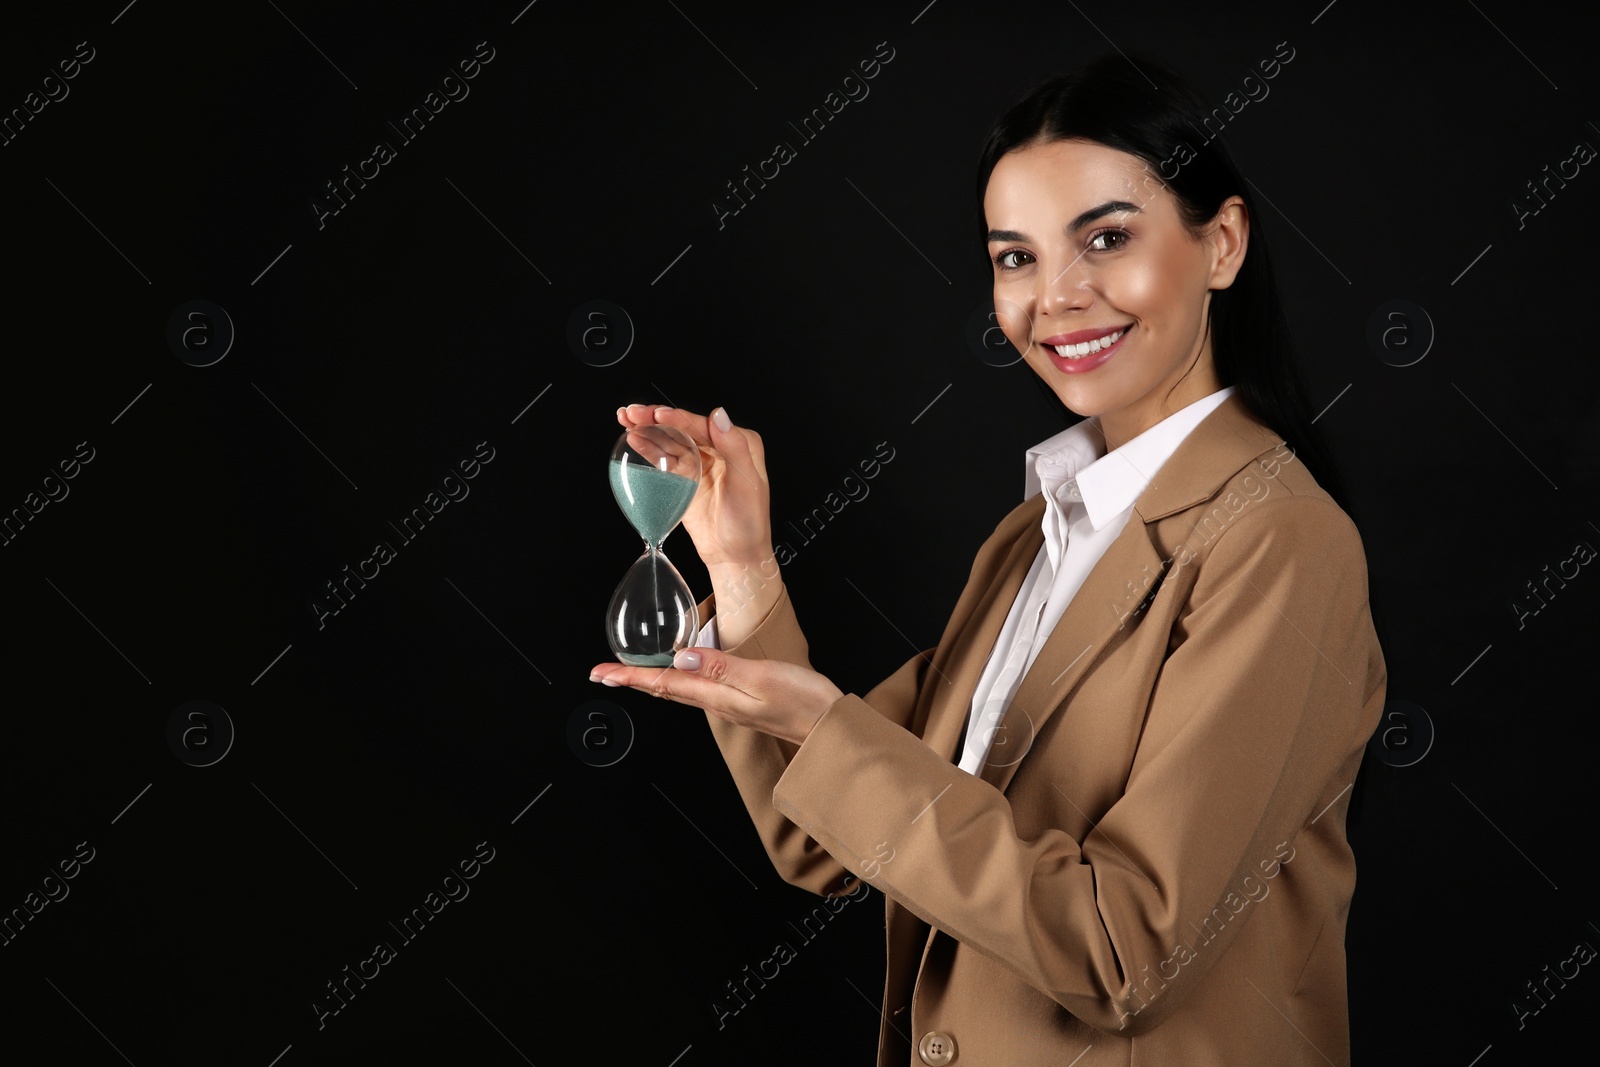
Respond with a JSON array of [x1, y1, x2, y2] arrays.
[[700, 407, 765, 478], [591, 663, 741, 711], [619, 403, 665, 429], [615, 411, 700, 484], [644, 407, 767, 491], [647, 410, 729, 491], [671, 407, 763, 475], [588, 663, 671, 690], [651, 407, 714, 451], [588, 660, 628, 677], [624, 424, 698, 478], [634, 424, 692, 459]]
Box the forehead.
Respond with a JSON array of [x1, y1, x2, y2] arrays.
[[984, 138, 1168, 219]]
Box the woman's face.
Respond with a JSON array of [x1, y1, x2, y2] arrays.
[[983, 138, 1247, 451]]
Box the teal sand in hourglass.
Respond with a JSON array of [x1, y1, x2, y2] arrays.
[[606, 425, 702, 667]]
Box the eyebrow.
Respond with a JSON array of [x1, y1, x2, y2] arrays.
[[986, 200, 1144, 243]]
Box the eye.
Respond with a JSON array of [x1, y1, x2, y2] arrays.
[[1088, 228, 1129, 252], [993, 248, 1034, 271]]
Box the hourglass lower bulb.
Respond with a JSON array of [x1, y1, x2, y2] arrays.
[[605, 424, 701, 667]]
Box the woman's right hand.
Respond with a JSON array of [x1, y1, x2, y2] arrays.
[[615, 403, 776, 571]]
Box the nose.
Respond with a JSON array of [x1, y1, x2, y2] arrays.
[[1040, 252, 1093, 315]]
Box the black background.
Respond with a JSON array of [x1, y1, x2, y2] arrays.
[[1, 1, 1596, 1063]]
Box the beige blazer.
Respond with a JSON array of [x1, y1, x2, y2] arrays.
[[698, 392, 1387, 1066]]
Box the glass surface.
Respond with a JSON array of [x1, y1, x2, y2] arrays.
[[606, 547, 700, 667], [605, 425, 701, 666]]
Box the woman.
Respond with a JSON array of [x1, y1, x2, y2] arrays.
[[590, 53, 1385, 1067]]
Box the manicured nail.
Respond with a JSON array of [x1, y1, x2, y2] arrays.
[[676, 650, 702, 670], [712, 407, 732, 432]]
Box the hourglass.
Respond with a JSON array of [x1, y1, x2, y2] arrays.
[[605, 424, 702, 667]]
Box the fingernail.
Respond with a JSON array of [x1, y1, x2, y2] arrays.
[[655, 406, 674, 416], [712, 407, 732, 432], [676, 650, 702, 670]]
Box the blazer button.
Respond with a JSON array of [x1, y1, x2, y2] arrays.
[[918, 1030, 956, 1066]]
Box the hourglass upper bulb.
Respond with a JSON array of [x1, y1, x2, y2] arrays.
[[608, 424, 700, 546]]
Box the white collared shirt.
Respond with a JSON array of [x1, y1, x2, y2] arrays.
[[954, 385, 1236, 774], [693, 385, 1237, 778]]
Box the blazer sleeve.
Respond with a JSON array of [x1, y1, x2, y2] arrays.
[[767, 494, 1384, 1033], [698, 582, 937, 898]]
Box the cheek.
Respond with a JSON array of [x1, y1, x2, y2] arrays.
[[994, 293, 1032, 350], [1111, 238, 1205, 326], [1103, 256, 1165, 319]]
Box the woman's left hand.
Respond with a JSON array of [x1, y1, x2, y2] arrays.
[[588, 649, 845, 746]]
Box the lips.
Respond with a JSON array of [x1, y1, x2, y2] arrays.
[[1042, 323, 1133, 347], [1041, 324, 1131, 373], [1043, 323, 1132, 360]]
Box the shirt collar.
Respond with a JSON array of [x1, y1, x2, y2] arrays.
[[1024, 385, 1237, 531]]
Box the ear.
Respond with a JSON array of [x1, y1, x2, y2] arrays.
[[1205, 195, 1249, 290]]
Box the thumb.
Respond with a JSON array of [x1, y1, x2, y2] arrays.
[[709, 405, 760, 469], [675, 647, 736, 684]]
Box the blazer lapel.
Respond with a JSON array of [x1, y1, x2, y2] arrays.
[[975, 521, 1164, 791], [964, 393, 1285, 794]]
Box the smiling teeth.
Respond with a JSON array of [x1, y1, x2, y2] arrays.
[[1051, 329, 1124, 359]]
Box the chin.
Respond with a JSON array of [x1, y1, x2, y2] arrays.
[[1033, 377, 1094, 415]]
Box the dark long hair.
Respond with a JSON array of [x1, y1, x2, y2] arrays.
[[974, 53, 1356, 522]]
